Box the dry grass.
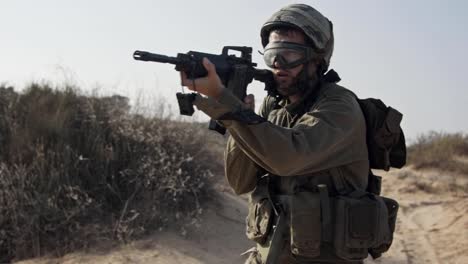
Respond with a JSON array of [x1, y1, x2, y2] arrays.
[[407, 131, 468, 175], [0, 83, 224, 262]]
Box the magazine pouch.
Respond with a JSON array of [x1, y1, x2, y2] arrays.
[[333, 191, 390, 260], [290, 191, 321, 258], [246, 180, 274, 245], [368, 196, 399, 258]]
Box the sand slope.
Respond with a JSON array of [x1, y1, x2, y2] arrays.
[[17, 168, 468, 264], [16, 189, 254, 264]]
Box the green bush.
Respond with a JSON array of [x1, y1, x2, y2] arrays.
[[0, 84, 218, 262], [407, 131, 468, 174]]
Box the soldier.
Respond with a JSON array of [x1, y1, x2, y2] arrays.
[[181, 4, 369, 264]]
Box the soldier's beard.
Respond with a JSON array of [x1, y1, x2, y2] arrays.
[[276, 75, 300, 96], [276, 68, 317, 97]]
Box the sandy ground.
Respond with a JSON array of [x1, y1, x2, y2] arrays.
[[16, 189, 254, 264], [16, 167, 468, 264], [364, 168, 468, 264]]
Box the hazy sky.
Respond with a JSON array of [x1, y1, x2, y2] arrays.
[[1, 0, 467, 141]]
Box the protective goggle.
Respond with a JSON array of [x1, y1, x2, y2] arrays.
[[262, 41, 316, 69]]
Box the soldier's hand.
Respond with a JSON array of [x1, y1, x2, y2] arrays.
[[244, 94, 255, 111], [180, 58, 224, 99]]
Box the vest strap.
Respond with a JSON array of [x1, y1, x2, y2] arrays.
[[318, 184, 332, 242], [330, 167, 350, 195]]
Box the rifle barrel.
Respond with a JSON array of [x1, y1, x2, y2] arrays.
[[133, 50, 180, 64]]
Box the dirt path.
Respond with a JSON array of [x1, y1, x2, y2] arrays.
[[364, 168, 468, 264], [17, 168, 467, 264], [400, 206, 441, 264]]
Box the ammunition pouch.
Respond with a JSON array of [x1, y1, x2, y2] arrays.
[[246, 180, 274, 245], [368, 196, 399, 258], [272, 189, 398, 262], [290, 191, 321, 258], [333, 191, 398, 261]]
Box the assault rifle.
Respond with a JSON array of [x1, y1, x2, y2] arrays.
[[133, 46, 274, 134]]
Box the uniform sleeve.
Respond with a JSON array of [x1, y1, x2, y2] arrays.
[[194, 92, 270, 194], [223, 136, 259, 194], [194, 87, 368, 177], [223, 98, 271, 194]]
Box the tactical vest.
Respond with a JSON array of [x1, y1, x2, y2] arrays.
[[245, 70, 404, 263]]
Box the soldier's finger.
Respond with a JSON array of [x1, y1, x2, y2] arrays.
[[202, 58, 216, 75], [180, 71, 193, 89]]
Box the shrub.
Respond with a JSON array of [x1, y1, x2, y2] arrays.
[[0, 83, 218, 262], [407, 131, 468, 175]]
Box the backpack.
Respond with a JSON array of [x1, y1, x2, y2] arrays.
[[358, 98, 406, 171], [355, 97, 406, 196], [322, 70, 406, 168]]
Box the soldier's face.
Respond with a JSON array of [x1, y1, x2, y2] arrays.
[[268, 31, 317, 97]]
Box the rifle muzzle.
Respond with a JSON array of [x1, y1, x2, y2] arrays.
[[133, 50, 179, 64]]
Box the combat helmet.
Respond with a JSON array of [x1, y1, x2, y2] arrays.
[[260, 4, 334, 71]]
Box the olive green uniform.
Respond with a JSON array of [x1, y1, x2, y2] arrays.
[[194, 79, 369, 263]]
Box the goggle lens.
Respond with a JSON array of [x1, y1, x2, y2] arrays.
[[262, 42, 314, 69], [263, 48, 305, 69]]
